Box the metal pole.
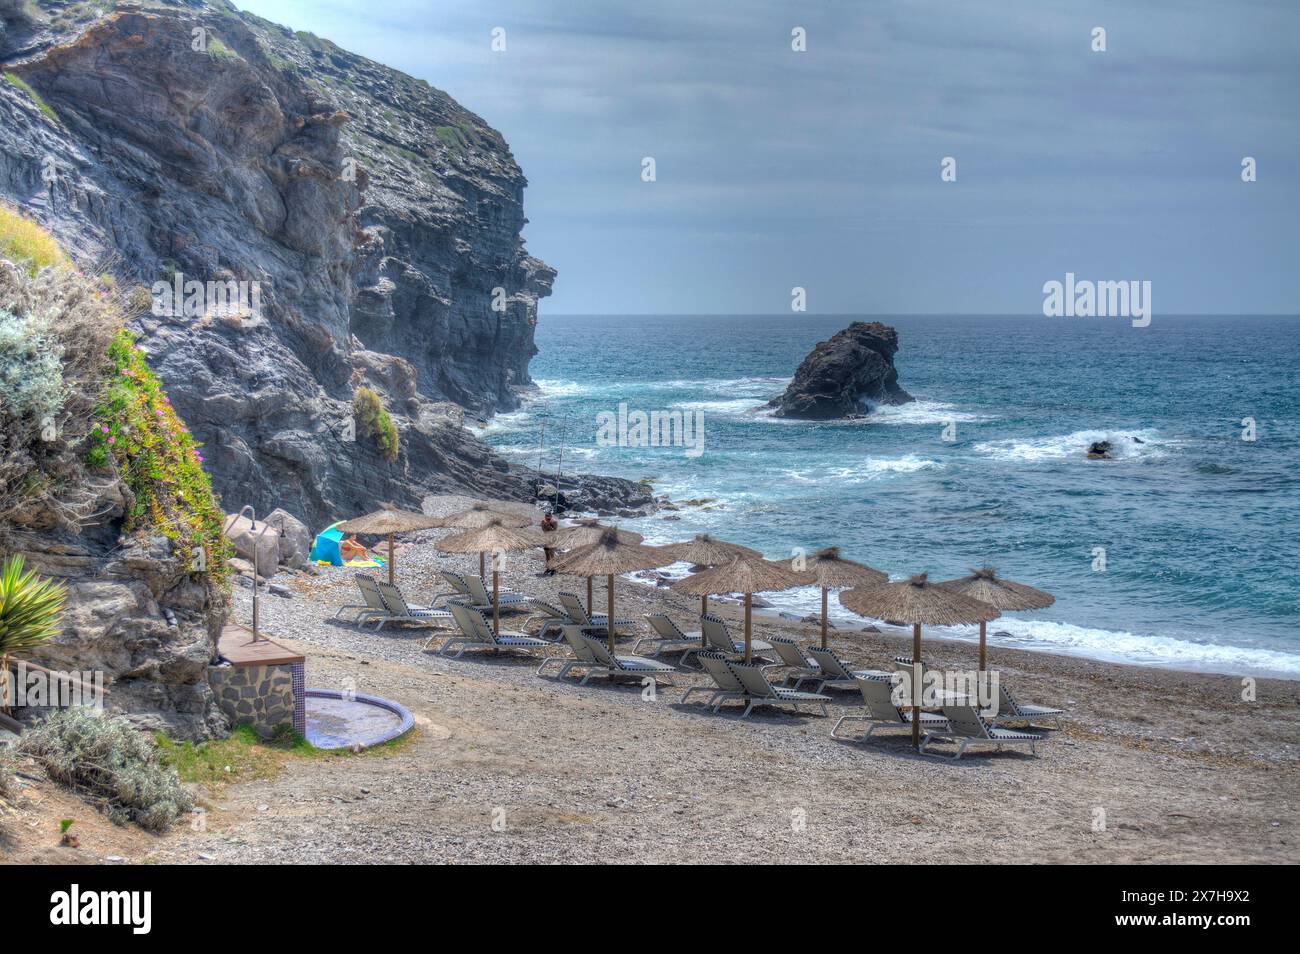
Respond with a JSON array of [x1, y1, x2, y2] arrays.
[[912, 623, 922, 749]]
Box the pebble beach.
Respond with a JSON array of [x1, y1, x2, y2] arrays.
[[134, 533, 1300, 865]]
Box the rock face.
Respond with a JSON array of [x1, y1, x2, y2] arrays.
[[0, 1, 643, 530], [16, 482, 228, 741], [768, 322, 914, 420]]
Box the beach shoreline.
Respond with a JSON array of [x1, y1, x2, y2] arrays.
[[62, 536, 1291, 866]]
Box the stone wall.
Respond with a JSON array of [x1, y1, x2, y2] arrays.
[[208, 661, 301, 738]]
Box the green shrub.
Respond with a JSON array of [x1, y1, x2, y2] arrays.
[[0, 204, 66, 275], [0, 308, 66, 428], [84, 331, 231, 580], [0, 554, 67, 663], [205, 37, 240, 61], [2, 71, 57, 123], [354, 386, 399, 461], [18, 709, 194, 831]]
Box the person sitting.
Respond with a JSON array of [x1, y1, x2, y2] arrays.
[[339, 534, 369, 563]]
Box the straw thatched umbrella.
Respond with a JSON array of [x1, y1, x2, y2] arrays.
[[551, 521, 645, 612], [337, 506, 442, 585], [938, 567, 1054, 670], [840, 573, 1000, 748], [802, 546, 888, 650], [436, 519, 546, 634], [439, 503, 533, 576], [672, 557, 808, 663], [658, 534, 762, 616], [550, 529, 671, 651]]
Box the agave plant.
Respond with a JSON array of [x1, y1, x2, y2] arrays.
[[0, 555, 67, 710]]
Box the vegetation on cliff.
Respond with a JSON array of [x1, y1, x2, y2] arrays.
[[85, 331, 231, 579], [0, 207, 229, 581], [354, 386, 400, 461]]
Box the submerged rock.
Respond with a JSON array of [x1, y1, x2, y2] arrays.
[[768, 322, 914, 420]]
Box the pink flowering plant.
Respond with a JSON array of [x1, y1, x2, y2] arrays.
[[86, 330, 230, 581]]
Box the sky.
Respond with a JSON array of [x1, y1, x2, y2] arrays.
[[236, 0, 1299, 315]]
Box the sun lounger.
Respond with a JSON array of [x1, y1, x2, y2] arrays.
[[920, 702, 1045, 759], [681, 652, 749, 712], [535, 624, 605, 680], [558, 591, 634, 635], [435, 602, 550, 658], [371, 580, 454, 631], [830, 675, 951, 741], [537, 626, 672, 684], [582, 633, 676, 682], [634, 613, 703, 661], [701, 613, 773, 657], [333, 573, 394, 624], [724, 660, 830, 719], [462, 574, 533, 613], [767, 636, 824, 687], [804, 646, 892, 692], [994, 683, 1064, 729], [525, 600, 576, 641]]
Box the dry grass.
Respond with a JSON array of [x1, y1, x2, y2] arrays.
[[0, 204, 65, 276]]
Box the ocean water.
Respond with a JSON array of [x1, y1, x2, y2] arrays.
[[479, 315, 1300, 678]]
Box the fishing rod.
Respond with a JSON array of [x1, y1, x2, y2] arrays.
[[553, 412, 567, 510], [535, 417, 546, 502]]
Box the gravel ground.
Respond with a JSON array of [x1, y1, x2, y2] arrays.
[[140, 533, 1298, 864]]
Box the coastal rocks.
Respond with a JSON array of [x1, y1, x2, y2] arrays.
[[768, 322, 913, 420], [264, 508, 311, 568], [222, 514, 280, 579], [14, 491, 227, 741], [1087, 440, 1113, 460], [0, 2, 651, 530]]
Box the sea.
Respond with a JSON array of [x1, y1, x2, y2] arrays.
[[477, 314, 1300, 679]]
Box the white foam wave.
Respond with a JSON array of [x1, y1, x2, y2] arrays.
[[746, 592, 1300, 678], [974, 428, 1169, 463], [532, 378, 590, 399], [781, 454, 942, 485], [864, 400, 990, 426], [674, 398, 766, 414]]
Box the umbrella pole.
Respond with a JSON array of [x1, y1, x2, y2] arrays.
[[479, 551, 486, 579], [701, 594, 708, 616], [821, 587, 829, 650], [587, 576, 594, 614], [912, 623, 922, 749], [700, 594, 709, 647], [607, 574, 616, 653], [388, 533, 395, 585], [744, 592, 753, 664], [979, 620, 987, 672], [493, 568, 501, 635]]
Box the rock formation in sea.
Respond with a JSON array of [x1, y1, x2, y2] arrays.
[[0, 0, 647, 529], [768, 321, 913, 420]]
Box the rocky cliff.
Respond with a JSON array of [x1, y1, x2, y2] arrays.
[[768, 321, 913, 419], [0, 0, 643, 529]]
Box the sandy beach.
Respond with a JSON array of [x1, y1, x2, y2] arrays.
[[8, 533, 1289, 866]]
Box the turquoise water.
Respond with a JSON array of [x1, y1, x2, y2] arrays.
[[481, 315, 1300, 678]]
